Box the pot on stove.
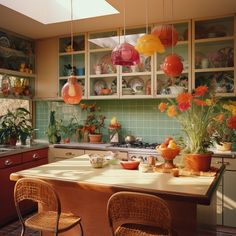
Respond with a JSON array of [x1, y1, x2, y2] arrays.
[[124, 135, 136, 144]]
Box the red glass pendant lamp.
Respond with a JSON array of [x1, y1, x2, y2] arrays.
[[61, 0, 82, 104], [151, 24, 178, 48], [111, 0, 140, 66], [161, 54, 183, 77]]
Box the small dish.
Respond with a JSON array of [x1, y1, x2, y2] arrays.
[[94, 80, 106, 95], [120, 160, 140, 170], [128, 77, 144, 93], [89, 154, 106, 168]]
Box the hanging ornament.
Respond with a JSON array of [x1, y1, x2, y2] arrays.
[[112, 42, 140, 66], [151, 24, 178, 48], [161, 54, 183, 77], [61, 73, 83, 104], [135, 34, 165, 57]]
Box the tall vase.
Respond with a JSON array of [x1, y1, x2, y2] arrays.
[[184, 152, 213, 172]]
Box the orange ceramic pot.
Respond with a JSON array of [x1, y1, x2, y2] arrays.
[[184, 152, 213, 172], [89, 134, 102, 143]]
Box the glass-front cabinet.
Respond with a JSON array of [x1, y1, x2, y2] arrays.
[[0, 29, 35, 99], [154, 21, 191, 97], [88, 30, 118, 99], [58, 34, 86, 98], [192, 16, 235, 96], [120, 27, 153, 98]]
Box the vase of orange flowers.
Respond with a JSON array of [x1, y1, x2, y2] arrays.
[[158, 86, 219, 172]]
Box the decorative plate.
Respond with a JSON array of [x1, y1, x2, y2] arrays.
[[94, 80, 106, 95], [99, 53, 117, 74], [128, 77, 144, 92]]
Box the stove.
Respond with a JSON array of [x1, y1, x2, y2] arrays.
[[109, 141, 161, 162], [110, 141, 160, 150]]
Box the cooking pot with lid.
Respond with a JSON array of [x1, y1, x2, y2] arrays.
[[125, 135, 136, 144]]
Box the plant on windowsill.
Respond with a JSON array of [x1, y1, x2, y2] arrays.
[[79, 103, 106, 143], [158, 86, 219, 172], [0, 108, 33, 146]]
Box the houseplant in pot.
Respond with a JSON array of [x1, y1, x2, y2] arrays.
[[158, 86, 219, 172], [80, 103, 106, 143], [0, 108, 33, 145]]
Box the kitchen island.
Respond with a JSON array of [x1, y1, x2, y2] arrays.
[[10, 155, 224, 236]]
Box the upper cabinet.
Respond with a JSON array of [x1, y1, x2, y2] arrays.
[[58, 34, 87, 98], [120, 26, 153, 99], [0, 29, 35, 99], [154, 21, 191, 97], [192, 16, 235, 96], [88, 30, 119, 99]]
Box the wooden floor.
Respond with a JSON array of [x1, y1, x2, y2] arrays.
[[0, 220, 235, 236]]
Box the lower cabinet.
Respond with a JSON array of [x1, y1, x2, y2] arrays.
[[0, 148, 48, 227], [212, 156, 236, 227]]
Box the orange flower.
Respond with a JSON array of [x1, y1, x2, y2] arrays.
[[80, 103, 87, 110], [194, 86, 208, 97], [227, 116, 236, 129], [193, 98, 207, 106], [158, 102, 168, 112], [176, 92, 193, 104], [177, 102, 190, 111], [205, 99, 213, 106], [213, 113, 225, 123], [167, 105, 177, 117]]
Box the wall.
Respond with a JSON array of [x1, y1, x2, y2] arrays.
[[35, 99, 181, 144]]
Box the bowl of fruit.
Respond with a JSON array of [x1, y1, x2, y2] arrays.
[[156, 137, 181, 169]]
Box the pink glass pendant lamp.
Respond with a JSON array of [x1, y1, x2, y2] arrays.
[[61, 0, 82, 104], [111, 0, 140, 66]]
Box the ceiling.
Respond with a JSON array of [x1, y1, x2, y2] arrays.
[[0, 0, 236, 40]]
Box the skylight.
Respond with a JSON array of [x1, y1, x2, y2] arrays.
[[0, 0, 119, 24]]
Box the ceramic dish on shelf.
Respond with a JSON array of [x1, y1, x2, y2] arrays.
[[0, 36, 10, 48], [98, 53, 117, 74], [128, 77, 144, 93], [93, 79, 107, 95]]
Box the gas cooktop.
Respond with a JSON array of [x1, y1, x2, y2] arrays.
[[110, 141, 160, 150]]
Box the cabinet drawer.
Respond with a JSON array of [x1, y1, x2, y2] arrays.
[[22, 148, 48, 163], [212, 157, 236, 171], [85, 150, 109, 156], [0, 154, 22, 169], [52, 148, 84, 158]]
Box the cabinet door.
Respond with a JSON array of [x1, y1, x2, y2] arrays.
[[58, 34, 87, 98], [88, 30, 119, 99], [154, 21, 191, 97], [223, 170, 236, 227], [192, 16, 235, 96]]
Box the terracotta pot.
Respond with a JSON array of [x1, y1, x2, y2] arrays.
[[215, 142, 232, 151], [89, 134, 102, 143], [184, 152, 213, 172]]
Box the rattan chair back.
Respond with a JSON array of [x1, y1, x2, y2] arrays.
[[107, 191, 172, 235]]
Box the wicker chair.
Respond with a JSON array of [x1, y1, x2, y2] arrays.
[[14, 178, 83, 236], [107, 191, 174, 236]]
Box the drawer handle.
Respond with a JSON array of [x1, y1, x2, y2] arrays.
[[33, 154, 40, 159], [5, 159, 13, 166], [215, 161, 230, 165], [65, 152, 74, 156]]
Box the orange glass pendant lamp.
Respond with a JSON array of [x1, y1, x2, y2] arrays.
[[111, 42, 140, 65], [151, 24, 178, 48], [61, 73, 83, 104], [135, 34, 165, 56], [161, 54, 183, 77]]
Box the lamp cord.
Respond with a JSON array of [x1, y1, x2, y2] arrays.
[[145, 0, 148, 34], [70, 0, 74, 69], [123, 0, 126, 42], [171, 0, 174, 55]]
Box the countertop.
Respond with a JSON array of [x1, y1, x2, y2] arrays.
[[10, 154, 224, 204], [0, 143, 49, 157]]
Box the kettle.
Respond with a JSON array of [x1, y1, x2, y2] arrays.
[[124, 135, 136, 144]]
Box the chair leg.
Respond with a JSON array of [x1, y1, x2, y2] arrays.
[[79, 222, 83, 236], [20, 223, 25, 236]]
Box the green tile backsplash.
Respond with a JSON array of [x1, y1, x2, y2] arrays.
[[35, 99, 181, 143]]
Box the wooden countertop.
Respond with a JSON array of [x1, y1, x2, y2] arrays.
[[10, 154, 224, 204]]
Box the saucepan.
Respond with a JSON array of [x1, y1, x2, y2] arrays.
[[124, 135, 136, 144]]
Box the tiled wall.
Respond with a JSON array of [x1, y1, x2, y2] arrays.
[[35, 99, 181, 143]]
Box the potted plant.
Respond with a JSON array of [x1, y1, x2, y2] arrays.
[[0, 108, 33, 146], [209, 102, 236, 151], [80, 103, 106, 143], [158, 86, 219, 172]]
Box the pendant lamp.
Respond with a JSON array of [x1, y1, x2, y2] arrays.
[[111, 0, 140, 66], [61, 0, 82, 104], [151, 0, 178, 48], [161, 0, 183, 77], [135, 0, 164, 56]]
